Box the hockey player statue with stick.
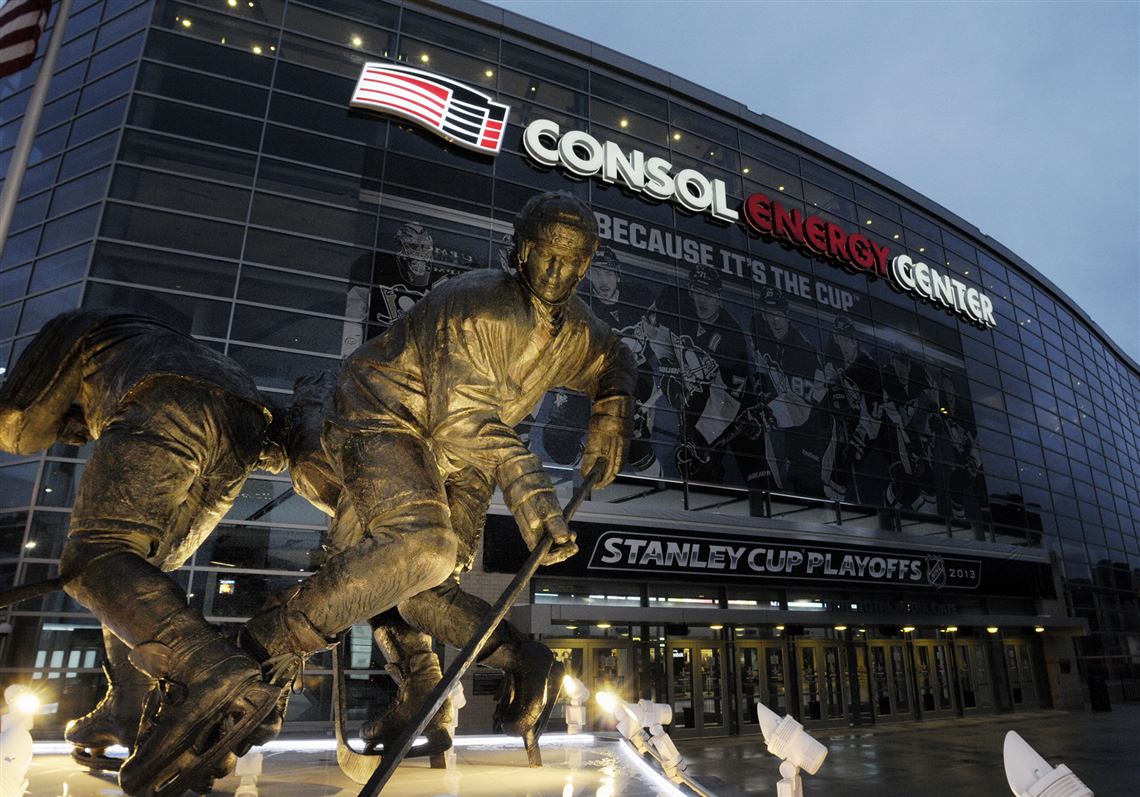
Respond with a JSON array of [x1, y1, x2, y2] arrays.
[[223, 191, 635, 765]]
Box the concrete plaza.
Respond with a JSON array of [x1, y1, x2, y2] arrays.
[[678, 705, 1140, 796]]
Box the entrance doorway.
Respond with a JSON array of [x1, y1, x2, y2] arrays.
[[954, 640, 994, 711], [544, 638, 635, 728], [868, 641, 913, 721], [796, 641, 846, 726], [1002, 639, 1039, 709], [737, 641, 788, 731], [667, 640, 729, 738], [912, 640, 957, 717]]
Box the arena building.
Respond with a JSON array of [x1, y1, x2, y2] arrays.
[[1, 0, 1137, 738]]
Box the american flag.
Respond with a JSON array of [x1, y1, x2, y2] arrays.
[[0, 0, 50, 80], [350, 63, 510, 156]]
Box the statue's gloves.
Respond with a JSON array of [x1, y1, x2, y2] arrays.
[[497, 452, 577, 566], [581, 394, 633, 488]]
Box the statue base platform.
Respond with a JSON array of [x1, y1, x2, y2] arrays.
[[26, 733, 686, 796]]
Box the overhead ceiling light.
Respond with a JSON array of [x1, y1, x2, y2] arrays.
[[987, 626, 1000, 634], [672, 132, 681, 141], [485, 69, 494, 77], [945, 626, 958, 633], [834, 625, 847, 631], [180, 18, 191, 27], [596, 622, 611, 629], [619, 118, 629, 128], [350, 35, 363, 47], [901, 626, 916, 633], [710, 624, 724, 630], [1034, 626, 1045, 633], [420, 53, 430, 63]]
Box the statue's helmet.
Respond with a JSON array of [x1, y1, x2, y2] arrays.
[[512, 191, 599, 256]]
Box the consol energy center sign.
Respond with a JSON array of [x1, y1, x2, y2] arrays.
[[523, 118, 997, 329]]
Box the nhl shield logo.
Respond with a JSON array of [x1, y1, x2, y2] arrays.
[[926, 555, 947, 589]]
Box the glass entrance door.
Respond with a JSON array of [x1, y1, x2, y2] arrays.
[[545, 639, 634, 729], [868, 641, 912, 721], [797, 642, 845, 726], [955, 641, 993, 711], [913, 640, 956, 717], [667, 640, 729, 738], [737, 642, 787, 731], [1003, 640, 1039, 709]]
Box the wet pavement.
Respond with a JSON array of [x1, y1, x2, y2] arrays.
[[677, 705, 1140, 796]]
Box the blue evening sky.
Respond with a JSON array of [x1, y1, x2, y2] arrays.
[[490, 0, 1140, 363]]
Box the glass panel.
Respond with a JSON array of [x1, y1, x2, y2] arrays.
[[890, 645, 909, 713], [1005, 645, 1024, 704], [699, 646, 723, 728], [916, 646, 935, 711], [0, 463, 39, 509], [872, 646, 891, 715], [670, 646, 694, 730], [823, 645, 844, 719], [593, 645, 631, 702], [740, 647, 760, 726], [765, 646, 787, 713], [934, 645, 953, 710], [800, 647, 820, 720], [957, 644, 977, 708]]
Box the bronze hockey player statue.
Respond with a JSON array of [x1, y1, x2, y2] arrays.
[[0, 309, 288, 796], [234, 190, 635, 760], [282, 371, 574, 761]]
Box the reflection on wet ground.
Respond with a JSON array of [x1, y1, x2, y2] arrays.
[[24, 733, 687, 796], [678, 705, 1140, 796]]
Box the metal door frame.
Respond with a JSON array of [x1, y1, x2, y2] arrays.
[[666, 639, 731, 739]]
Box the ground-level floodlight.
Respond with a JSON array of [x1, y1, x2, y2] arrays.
[[1, 684, 39, 797], [756, 703, 828, 797], [1003, 730, 1093, 797], [562, 675, 590, 735], [595, 691, 712, 794]]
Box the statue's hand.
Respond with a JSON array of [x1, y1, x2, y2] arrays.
[[515, 490, 578, 565], [499, 459, 578, 565], [583, 395, 634, 488]]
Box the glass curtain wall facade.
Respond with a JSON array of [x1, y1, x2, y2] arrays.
[[1, 0, 1138, 731]]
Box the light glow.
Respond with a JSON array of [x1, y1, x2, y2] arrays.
[[987, 626, 1000, 634], [595, 691, 619, 715]]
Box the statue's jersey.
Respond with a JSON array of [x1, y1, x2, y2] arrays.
[[330, 269, 636, 479]]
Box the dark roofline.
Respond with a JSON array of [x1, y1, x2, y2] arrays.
[[419, 0, 1138, 373]]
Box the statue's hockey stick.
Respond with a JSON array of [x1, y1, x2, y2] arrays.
[[354, 463, 603, 797]]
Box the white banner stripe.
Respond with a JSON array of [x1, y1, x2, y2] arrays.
[[358, 77, 448, 111]]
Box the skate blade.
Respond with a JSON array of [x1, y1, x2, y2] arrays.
[[119, 680, 279, 797], [72, 746, 125, 772]]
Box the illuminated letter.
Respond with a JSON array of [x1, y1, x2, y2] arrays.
[[522, 118, 560, 166], [743, 194, 774, 234], [558, 129, 603, 177], [674, 169, 713, 213], [644, 157, 675, 201], [890, 254, 916, 291], [602, 141, 645, 191]]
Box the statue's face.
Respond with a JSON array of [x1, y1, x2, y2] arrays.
[[519, 223, 595, 303]]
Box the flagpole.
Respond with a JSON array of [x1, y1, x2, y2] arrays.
[[0, 0, 74, 261]]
